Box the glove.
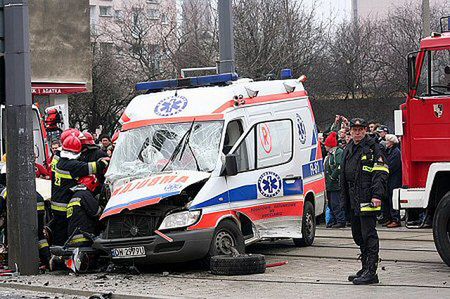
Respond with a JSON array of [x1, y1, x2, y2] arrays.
[[96, 158, 110, 174]]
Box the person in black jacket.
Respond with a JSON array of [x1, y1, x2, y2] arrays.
[[340, 118, 389, 285], [0, 166, 51, 268], [384, 134, 402, 228], [51, 135, 109, 246], [66, 175, 102, 247]]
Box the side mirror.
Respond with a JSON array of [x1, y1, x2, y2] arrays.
[[223, 154, 238, 176], [407, 54, 417, 92]]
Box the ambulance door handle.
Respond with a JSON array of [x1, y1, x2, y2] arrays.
[[283, 175, 302, 182]]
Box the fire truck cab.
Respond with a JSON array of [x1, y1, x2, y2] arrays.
[[393, 17, 450, 266]]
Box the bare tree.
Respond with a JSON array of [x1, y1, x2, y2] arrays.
[[69, 44, 135, 134]]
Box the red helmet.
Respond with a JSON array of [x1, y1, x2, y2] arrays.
[[111, 131, 120, 144], [61, 128, 81, 143], [80, 132, 95, 145], [62, 135, 82, 154], [78, 175, 99, 193]]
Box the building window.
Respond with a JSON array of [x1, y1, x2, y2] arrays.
[[161, 13, 168, 24], [100, 42, 113, 53], [114, 10, 123, 21], [99, 6, 113, 17], [148, 8, 159, 20]]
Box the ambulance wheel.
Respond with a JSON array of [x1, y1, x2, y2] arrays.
[[210, 254, 266, 275], [208, 219, 245, 257], [433, 192, 450, 266], [293, 201, 315, 247]]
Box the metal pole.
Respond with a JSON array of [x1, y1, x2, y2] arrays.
[[218, 0, 235, 74], [4, 0, 38, 275], [422, 0, 431, 38]]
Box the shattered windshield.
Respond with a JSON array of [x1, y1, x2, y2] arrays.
[[107, 121, 224, 182]]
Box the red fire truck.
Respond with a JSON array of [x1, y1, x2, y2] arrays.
[[393, 17, 450, 266]]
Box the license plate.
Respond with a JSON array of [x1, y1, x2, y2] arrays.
[[111, 246, 146, 259]]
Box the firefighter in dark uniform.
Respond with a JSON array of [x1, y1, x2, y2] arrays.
[[79, 132, 108, 163], [0, 167, 51, 267], [79, 132, 108, 195], [51, 135, 109, 246], [340, 118, 389, 285], [66, 175, 102, 247]]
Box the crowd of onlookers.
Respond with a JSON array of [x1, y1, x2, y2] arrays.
[[320, 115, 404, 229]]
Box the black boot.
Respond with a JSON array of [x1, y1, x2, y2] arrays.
[[352, 255, 379, 285], [348, 254, 367, 282]]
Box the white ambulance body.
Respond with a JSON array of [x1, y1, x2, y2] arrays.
[[96, 74, 326, 263]]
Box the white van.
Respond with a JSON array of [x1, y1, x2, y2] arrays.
[[95, 73, 326, 264]]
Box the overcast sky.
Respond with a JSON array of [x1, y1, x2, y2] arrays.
[[304, 0, 351, 23]]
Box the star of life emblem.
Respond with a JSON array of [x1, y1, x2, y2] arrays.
[[258, 171, 282, 198], [296, 114, 307, 144], [155, 95, 188, 117]]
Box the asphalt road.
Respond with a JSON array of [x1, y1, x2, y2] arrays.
[[0, 226, 449, 298]]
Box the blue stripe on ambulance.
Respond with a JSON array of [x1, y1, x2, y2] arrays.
[[283, 178, 303, 196], [190, 179, 303, 210]]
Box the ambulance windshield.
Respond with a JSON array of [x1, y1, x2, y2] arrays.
[[107, 121, 224, 182]]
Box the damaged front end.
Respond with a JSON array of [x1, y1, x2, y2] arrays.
[[94, 172, 214, 264]]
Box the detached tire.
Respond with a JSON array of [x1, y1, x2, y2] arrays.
[[433, 192, 450, 266], [210, 254, 266, 275], [293, 201, 315, 247]]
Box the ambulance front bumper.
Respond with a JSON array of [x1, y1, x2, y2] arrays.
[[94, 228, 214, 264]]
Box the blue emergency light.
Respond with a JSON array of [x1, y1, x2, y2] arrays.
[[135, 73, 239, 92], [280, 69, 293, 80]]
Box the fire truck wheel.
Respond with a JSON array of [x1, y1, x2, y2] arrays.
[[433, 192, 450, 266], [210, 254, 266, 275], [293, 201, 316, 247]]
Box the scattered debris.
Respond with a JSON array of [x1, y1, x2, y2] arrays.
[[162, 272, 170, 277], [266, 261, 288, 268], [43, 281, 49, 286], [381, 266, 386, 271]]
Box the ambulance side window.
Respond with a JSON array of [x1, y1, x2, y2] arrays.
[[232, 119, 293, 173], [233, 127, 255, 172], [256, 120, 292, 168], [223, 120, 244, 155]]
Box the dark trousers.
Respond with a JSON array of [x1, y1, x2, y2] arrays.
[[50, 213, 68, 246], [350, 211, 379, 260], [327, 191, 346, 224]]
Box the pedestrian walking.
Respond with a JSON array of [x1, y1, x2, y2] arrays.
[[340, 118, 389, 285], [384, 134, 402, 228], [324, 132, 346, 228]]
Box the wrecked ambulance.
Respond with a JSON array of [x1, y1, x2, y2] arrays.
[[94, 72, 326, 264]]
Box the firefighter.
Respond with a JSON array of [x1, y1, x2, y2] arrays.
[[0, 166, 51, 268], [340, 118, 389, 285], [50, 135, 109, 246], [79, 132, 108, 163], [66, 175, 102, 247]]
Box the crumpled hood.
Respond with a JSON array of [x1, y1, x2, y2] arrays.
[[100, 171, 210, 220]]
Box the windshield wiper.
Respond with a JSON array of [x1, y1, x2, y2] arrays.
[[187, 143, 201, 171], [161, 120, 195, 172]]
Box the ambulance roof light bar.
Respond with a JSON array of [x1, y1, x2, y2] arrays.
[[135, 73, 239, 93]]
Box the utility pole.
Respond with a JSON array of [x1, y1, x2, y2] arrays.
[[4, 0, 39, 275], [218, 0, 235, 74], [422, 0, 431, 38]]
